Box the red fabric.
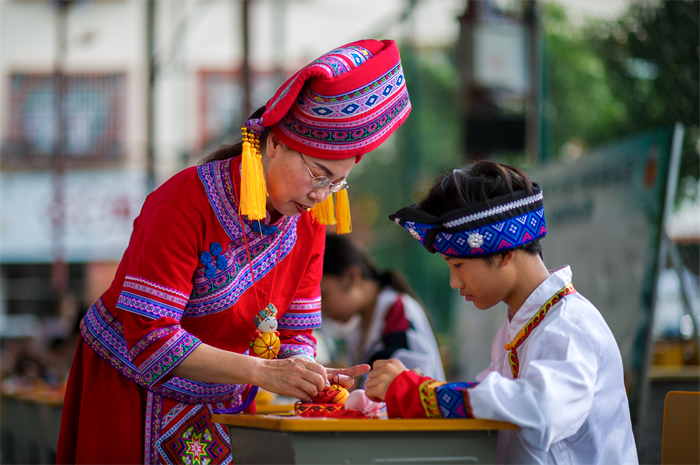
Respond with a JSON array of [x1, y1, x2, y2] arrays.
[[382, 296, 411, 338], [311, 389, 342, 404], [295, 403, 368, 419], [263, 41, 391, 121], [57, 156, 324, 464], [262, 40, 409, 161], [384, 370, 432, 419]]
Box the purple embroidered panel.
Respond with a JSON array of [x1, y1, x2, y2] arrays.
[[81, 299, 248, 404], [191, 159, 299, 317]]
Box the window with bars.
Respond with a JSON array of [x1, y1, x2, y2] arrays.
[[198, 70, 279, 148], [3, 73, 126, 167]]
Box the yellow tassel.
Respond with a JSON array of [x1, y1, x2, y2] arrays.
[[335, 187, 352, 234], [240, 127, 268, 220], [311, 195, 336, 225]]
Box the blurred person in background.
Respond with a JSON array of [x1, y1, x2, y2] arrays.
[[321, 234, 445, 388], [57, 39, 411, 464]]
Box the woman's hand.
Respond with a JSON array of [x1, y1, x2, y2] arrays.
[[325, 364, 371, 389], [365, 359, 408, 402], [252, 357, 329, 401]]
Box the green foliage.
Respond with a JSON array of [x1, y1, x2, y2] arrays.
[[345, 44, 463, 333], [542, 0, 699, 189]]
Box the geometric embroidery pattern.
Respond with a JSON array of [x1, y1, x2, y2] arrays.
[[434, 382, 479, 418], [403, 208, 546, 257], [157, 404, 231, 465]]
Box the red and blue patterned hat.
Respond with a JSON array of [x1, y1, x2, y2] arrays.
[[389, 184, 547, 257], [246, 39, 411, 162]]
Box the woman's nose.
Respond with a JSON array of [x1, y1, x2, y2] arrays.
[[308, 188, 328, 203]]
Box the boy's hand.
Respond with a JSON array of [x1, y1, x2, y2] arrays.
[[365, 359, 408, 402]]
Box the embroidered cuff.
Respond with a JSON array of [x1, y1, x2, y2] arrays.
[[278, 297, 322, 330], [128, 325, 181, 362], [117, 276, 188, 320], [434, 382, 478, 418], [138, 329, 202, 387], [278, 344, 316, 359]]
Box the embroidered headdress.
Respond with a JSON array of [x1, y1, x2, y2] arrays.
[[240, 39, 411, 233], [389, 184, 547, 257]]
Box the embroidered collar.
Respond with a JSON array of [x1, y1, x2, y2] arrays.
[[508, 266, 573, 337], [198, 157, 295, 241]]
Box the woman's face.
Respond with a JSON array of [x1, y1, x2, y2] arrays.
[[320, 274, 362, 323], [264, 134, 356, 218]]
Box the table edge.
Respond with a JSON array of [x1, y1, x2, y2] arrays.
[[212, 413, 519, 432]]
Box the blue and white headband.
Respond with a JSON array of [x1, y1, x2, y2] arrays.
[[389, 184, 546, 257]]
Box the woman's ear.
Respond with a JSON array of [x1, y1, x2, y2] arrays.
[[266, 132, 283, 159]]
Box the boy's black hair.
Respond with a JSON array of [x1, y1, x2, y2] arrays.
[[416, 161, 543, 261]]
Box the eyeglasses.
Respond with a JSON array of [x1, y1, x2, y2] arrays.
[[299, 152, 348, 193]]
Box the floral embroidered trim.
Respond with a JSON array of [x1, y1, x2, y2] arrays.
[[306, 62, 399, 106], [419, 379, 446, 418], [144, 391, 163, 465], [117, 292, 184, 320], [277, 311, 322, 330], [279, 93, 410, 152], [278, 344, 316, 359], [139, 329, 197, 386], [288, 296, 322, 311], [505, 282, 576, 379], [282, 333, 316, 347], [193, 160, 299, 317], [297, 64, 405, 120], [126, 275, 190, 300], [129, 325, 180, 361], [81, 299, 247, 404], [123, 281, 189, 307]]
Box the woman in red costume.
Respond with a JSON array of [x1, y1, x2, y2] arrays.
[[57, 39, 411, 464]]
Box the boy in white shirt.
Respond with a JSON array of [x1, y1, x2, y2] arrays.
[[366, 161, 638, 465]]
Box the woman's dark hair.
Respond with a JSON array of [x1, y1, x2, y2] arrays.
[[199, 106, 272, 164], [418, 160, 543, 259]]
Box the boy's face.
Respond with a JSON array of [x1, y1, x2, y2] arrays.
[[440, 253, 513, 310]]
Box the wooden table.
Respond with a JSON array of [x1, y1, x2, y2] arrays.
[[212, 413, 518, 464]]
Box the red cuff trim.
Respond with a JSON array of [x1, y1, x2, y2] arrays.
[[385, 370, 444, 419]]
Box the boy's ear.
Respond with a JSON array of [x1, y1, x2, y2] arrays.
[[499, 250, 516, 267]]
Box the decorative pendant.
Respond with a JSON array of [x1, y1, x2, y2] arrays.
[[250, 303, 281, 359]]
